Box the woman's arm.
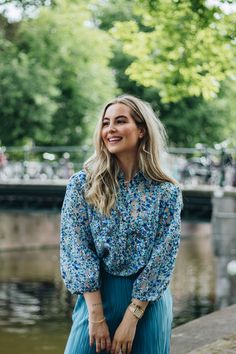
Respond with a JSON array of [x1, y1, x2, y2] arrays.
[[84, 290, 111, 353], [131, 183, 183, 302], [60, 172, 100, 294], [60, 173, 111, 352]]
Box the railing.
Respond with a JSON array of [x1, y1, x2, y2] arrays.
[[0, 144, 236, 186]]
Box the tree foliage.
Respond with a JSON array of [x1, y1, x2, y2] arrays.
[[1, 0, 236, 147], [94, 0, 236, 146], [0, 0, 116, 146], [0, 31, 59, 145], [111, 0, 236, 103]]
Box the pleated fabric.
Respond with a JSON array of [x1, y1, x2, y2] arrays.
[[64, 266, 173, 354]]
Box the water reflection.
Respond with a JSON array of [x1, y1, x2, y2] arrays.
[[172, 232, 216, 325], [0, 226, 223, 353], [0, 323, 69, 354]]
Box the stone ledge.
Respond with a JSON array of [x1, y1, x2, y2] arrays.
[[171, 304, 236, 354], [187, 334, 236, 353]]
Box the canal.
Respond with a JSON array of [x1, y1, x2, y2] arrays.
[[0, 221, 219, 354]]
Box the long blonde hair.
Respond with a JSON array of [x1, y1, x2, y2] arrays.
[[83, 94, 177, 215]]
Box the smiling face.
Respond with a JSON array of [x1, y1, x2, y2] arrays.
[[101, 103, 144, 158]]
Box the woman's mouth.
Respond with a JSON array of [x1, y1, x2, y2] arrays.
[[108, 137, 123, 144]]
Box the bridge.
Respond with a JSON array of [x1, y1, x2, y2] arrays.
[[0, 144, 235, 222], [0, 180, 220, 221]]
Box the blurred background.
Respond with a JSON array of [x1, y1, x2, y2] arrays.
[[0, 0, 236, 353]]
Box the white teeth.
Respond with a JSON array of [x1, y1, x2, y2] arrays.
[[108, 138, 122, 142]]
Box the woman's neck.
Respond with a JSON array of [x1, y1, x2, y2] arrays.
[[117, 160, 139, 182]]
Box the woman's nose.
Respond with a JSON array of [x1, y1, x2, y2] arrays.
[[108, 123, 117, 132]]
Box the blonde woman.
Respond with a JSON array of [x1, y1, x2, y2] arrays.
[[60, 95, 183, 354]]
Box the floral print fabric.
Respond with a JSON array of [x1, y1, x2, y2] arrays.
[[60, 169, 183, 301]]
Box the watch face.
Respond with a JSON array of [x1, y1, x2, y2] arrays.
[[130, 305, 142, 318], [135, 308, 142, 317], [129, 303, 144, 319]]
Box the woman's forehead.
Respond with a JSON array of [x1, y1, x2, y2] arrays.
[[104, 103, 131, 118]]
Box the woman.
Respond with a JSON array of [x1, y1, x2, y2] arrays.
[[60, 94, 183, 354]]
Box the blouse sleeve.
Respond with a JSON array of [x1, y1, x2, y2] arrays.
[[132, 183, 183, 301], [60, 172, 100, 294]]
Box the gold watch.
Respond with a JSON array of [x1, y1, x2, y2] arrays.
[[128, 302, 144, 319]]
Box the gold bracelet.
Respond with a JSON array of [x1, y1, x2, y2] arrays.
[[89, 317, 106, 324]]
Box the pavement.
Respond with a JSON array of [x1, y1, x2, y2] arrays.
[[171, 304, 236, 354]]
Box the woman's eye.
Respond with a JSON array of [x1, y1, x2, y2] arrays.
[[102, 120, 125, 126]]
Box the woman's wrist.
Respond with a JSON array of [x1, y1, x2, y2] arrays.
[[124, 308, 139, 324], [128, 301, 144, 319], [89, 308, 104, 321], [84, 290, 105, 321], [87, 300, 104, 320], [131, 298, 149, 311], [125, 298, 149, 321]]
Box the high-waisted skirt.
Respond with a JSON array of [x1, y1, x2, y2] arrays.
[[64, 266, 173, 354]]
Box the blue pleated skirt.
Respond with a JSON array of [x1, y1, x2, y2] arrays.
[[64, 266, 173, 354]]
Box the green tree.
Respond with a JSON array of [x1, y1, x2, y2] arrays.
[[0, 31, 59, 145], [94, 0, 236, 147], [112, 0, 236, 103], [160, 84, 236, 147], [0, 0, 116, 146]]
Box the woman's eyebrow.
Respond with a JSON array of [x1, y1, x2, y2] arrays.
[[103, 115, 128, 121]]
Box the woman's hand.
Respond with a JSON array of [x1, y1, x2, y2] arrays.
[[89, 320, 111, 353], [83, 290, 111, 353], [110, 309, 138, 354]]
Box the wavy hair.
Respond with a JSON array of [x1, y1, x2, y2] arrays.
[[83, 94, 177, 215]]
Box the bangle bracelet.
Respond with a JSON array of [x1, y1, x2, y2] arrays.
[[89, 317, 106, 324]]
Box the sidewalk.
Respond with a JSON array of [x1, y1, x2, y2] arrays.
[[171, 304, 236, 354]]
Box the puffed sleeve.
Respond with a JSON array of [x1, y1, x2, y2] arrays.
[[60, 171, 100, 294], [132, 183, 183, 301]]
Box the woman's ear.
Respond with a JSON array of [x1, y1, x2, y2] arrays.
[[139, 127, 146, 138]]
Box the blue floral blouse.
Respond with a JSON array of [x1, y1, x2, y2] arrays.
[[60, 169, 183, 301]]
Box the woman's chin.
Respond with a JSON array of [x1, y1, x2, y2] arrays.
[[106, 145, 123, 153]]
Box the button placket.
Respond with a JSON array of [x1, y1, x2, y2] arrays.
[[118, 173, 141, 231]]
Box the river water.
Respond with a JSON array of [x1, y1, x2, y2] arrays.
[[0, 224, 218, 354]]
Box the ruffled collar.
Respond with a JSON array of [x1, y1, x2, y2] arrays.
[[117, 168, 146, 184]]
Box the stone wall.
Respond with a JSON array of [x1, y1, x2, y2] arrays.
[[0, 211, 60, 251], [211, 187, 236, 307]]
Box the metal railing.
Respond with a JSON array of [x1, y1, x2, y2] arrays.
[[0, 144, 236, 186]]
